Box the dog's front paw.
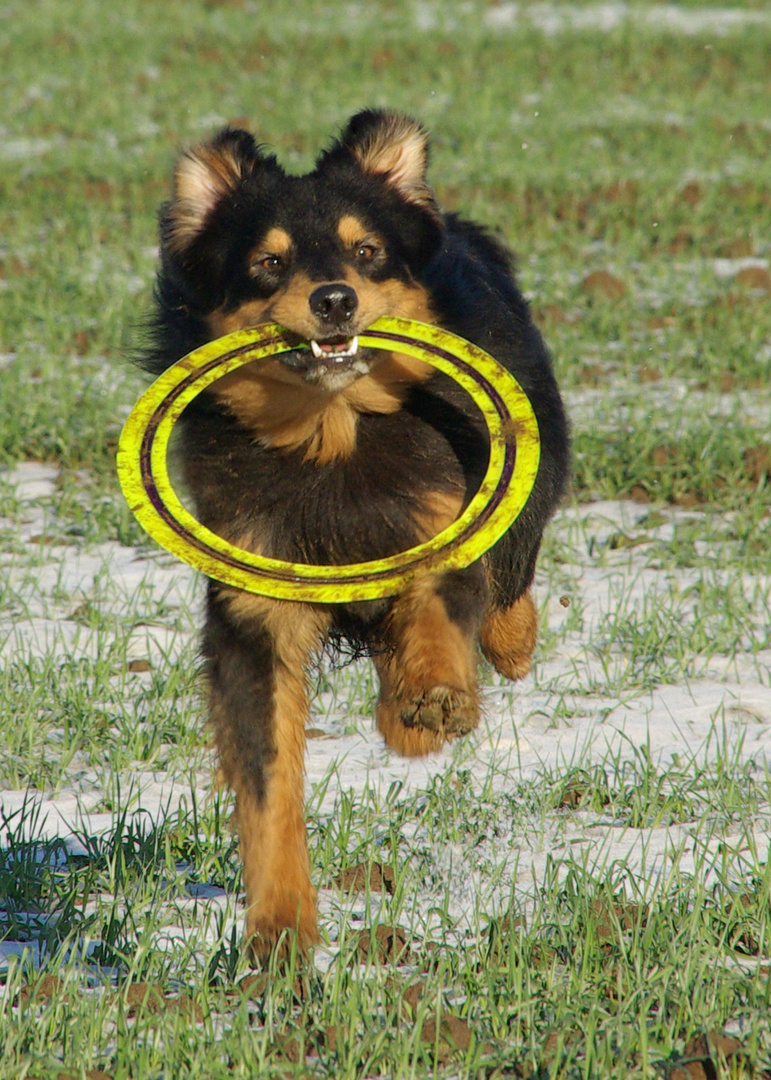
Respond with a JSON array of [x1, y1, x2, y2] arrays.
[[378, 684, 479, 756], [245, 906, 319, 968], [401, 685, 478, 735]]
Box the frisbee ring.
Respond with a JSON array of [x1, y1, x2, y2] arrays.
[[116, 318, 540, 603]]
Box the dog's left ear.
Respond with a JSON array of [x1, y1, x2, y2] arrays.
[[334, 110, 437, 212]]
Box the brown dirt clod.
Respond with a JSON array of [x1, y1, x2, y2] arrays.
[[734, 266, 770, 292], [744, 445, 771, 483], [124, 983, 203, 1021], [334, 861, 396, 895], [421, 1014, 473, 1061], [581, 270, 626, 301], [17, 975, 66, 1006], [125, 982, 165, 1014], [669, 1030, 744, 1080], [353, 923, 408, 963]]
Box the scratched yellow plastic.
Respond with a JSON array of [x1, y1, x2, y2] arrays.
[[116, 318, 540, 602]]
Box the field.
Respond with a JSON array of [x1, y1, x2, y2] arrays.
[[1, 1, 770, 1077]]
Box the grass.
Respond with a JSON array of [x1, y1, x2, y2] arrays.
[[1, 748, 770, 1078], [1, 0, 770, 1077]]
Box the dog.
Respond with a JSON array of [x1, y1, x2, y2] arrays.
[[142, 109, 569, 960]]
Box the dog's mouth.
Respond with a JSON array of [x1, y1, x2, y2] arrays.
[[309, 336, 359, 362], [279, 333, 373, 387]]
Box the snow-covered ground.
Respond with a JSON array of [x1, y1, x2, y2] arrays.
[[1, 454, 769, 969]]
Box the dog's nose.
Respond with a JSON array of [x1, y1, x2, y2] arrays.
[[309, 283, 358, 327]]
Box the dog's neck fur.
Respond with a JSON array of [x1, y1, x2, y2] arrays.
[[208, 349, 433, 464]]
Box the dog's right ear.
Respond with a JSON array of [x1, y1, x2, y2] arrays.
[[164, 129, 276, 255]]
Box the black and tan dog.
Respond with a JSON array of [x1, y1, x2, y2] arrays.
[[142, 109, 569, 959]]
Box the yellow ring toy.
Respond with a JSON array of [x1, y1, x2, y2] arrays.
[[116, 317, 540, 602]]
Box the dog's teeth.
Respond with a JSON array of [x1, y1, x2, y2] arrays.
[[309, 337, 359, 360]]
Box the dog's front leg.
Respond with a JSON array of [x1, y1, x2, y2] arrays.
[[203, 588, 329, 962], [375, 569, 486, 757]]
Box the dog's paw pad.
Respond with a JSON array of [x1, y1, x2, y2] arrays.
[[401, 698, 442, 731], [443, 697, 477, 734], [401, 686, 477, 737]]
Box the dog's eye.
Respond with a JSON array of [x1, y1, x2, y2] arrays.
[[258, 254, 282, 271], [355, 243, 378, 261], [250, 254, 284, 278]]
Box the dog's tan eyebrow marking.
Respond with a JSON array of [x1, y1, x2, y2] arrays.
[[255, 226, 293, 256], [337, 215, 373, 247]]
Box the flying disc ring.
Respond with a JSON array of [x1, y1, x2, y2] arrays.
[[117, 317, 540, 603]]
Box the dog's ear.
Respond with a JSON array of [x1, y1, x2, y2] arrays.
[[165, 128, 275, 254], [334, 110, 437, 211]]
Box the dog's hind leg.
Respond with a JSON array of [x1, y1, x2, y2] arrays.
[[374, 570, 485, 757], [204, 589, 329, 963], [479, 588, 537, 681]]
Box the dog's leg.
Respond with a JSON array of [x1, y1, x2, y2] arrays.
[[479, 588, 537, 680], [375, 572, 484, 757], [204, 590, 328, 962]]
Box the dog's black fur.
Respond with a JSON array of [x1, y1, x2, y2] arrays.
[[141, 109, 569, 958]]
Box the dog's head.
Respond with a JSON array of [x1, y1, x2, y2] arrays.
[[162, 110, 444, 392]]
